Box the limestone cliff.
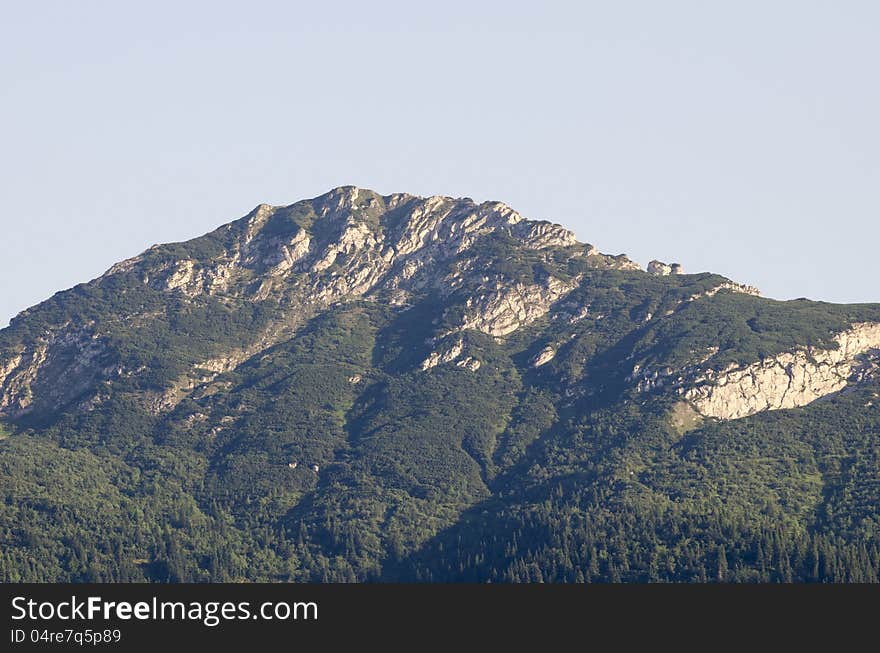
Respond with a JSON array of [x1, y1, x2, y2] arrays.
[[647, 260, 683, 276], [455, 277, 577, 338], [0, 326, 111, 419], [682, 322, 880, 420]]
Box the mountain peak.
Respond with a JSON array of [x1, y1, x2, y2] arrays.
[[2, 188, 880, 584], [0, 188, 794, 422]]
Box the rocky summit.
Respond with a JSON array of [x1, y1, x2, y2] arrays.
[[2, 186, 880, 582]]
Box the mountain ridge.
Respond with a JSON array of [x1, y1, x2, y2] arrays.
[[3, 186, 876, 426], [0, 186, 770, 421], [1, 186, 879, 583]]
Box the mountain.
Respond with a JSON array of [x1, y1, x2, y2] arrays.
[[1, 186, 879, 582]]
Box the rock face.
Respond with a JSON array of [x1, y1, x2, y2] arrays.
[[689, 281, 761, 300], [456, 278, 577, 338], [647, 260, 683, 276], [126, 187, 614, 315], [0, 326, 110, 419], [684, 323, 880, 420], [455, 356, 481, 371], [513, 221, 578, 249], [421, 340, 465, 371], [532, 346, 556, 367]]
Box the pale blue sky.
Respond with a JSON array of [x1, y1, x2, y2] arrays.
[[2, 1, 878, 326]]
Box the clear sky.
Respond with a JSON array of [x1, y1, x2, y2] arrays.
[[2, 1, 878, 326]]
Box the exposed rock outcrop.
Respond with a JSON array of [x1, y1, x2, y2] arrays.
[[647, 260, 683, 276], [105, 187, 636, 314], [688, 281, 761, 301], [455, 357, 481, 371], [421, 340, 465, 371], [0, 327, 109, 418], [683, 323, 880, 420], [532, 346, 556, 367], [456, 277, 577, 338], [512, 221, 578, 249]]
